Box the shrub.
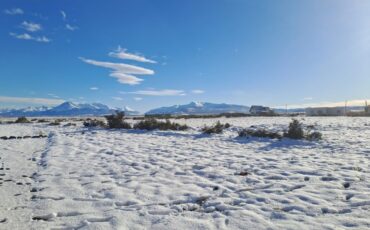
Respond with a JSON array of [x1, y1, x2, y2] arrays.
[[306, 131, 322, 141], [132, 117, 146, 120], [48, 121, 61, 126], [37, 119, 48, 123], [83, 119, 105, 128], [15, 116, 30, 123], [283, 119, 322, 140], [63, 122, 77, 127], [201, 121, 231, 134], [238, 128, 282, 139], [284, 119, 304, 139], [134, 118, 188, 131], [105, 112, 131, 129]]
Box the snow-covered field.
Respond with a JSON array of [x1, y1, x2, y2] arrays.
[[0, 117, 369, 229]]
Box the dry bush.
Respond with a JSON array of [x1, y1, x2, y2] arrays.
[[15, 116, 30, 123], [134, 118, 188, 131], [238, 128, 282, 139], [201, 121, 231, 134], [83, 119, 106, 128], [48, 121, 61, 126]]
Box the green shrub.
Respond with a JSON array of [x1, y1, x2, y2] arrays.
[[134, 118, 188, 131], [37, 119, 48, 123], [15, 116, 30, 123], [105, 112, 131, 129], [284, 119, 304, 139], [201, 121, 231, 134], [238, 128, 282, 139], [83, 119, 106, 128], [283, 119, 322, 140]]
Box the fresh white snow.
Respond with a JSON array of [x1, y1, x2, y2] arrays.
[[0, 117, 369, 229]]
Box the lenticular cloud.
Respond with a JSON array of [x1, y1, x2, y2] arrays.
[[109, 46, 156, 64], [80, 47, 155, 85]]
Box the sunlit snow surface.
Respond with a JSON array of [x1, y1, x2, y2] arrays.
[[0, 117, 369, 229]]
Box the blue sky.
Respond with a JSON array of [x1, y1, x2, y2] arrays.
[[1, 0, 370, 112]]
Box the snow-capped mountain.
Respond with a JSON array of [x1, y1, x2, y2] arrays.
[[0, 102, 139, 117], [146, 102, 250, 115], [0, 106, 51, 117]]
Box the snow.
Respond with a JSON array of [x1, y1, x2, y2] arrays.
[[0, 117, 370, 229]]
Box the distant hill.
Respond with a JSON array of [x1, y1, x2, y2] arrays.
[[272, 106, 365, 114], [0, 102, 139, 117], [146, 102, 250, 115]]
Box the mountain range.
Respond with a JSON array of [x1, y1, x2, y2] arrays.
[[2, 101, 365, 117], [0, 102, 139, 117], [146, 102, 250, 115]]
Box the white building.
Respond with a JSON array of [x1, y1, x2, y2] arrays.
[[305, 107, 346, 116], [250, 105, 274, 115]]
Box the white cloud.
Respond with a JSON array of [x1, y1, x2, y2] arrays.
[[109, 72, 143, 85], [134, 97, 143, 101], [303, 97, 313, 101], [4, 8, 23, 15], [80, 57, 154, 85], [90, 87, 99, 90], [126, 89, 186, 96], [191, 89, 205, 94], [109, 46, 156, 63], [0, 96, 64, 105], [80, 58, 154, 75], [61, 10, 67, 20], [20, 21, 42, 32], [112, 97, 123, 101], [10, 32, 51, 43], [66, 24, 78, 31]]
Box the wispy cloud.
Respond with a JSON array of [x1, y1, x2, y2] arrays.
[[66, 24, 78, 31], [134, 97, 143, 101], [0, 96, 64, 105], [61, 10, 67, 20], [124, 89, 186, 96], [9, 32, 51, 43], [191, 89, 205, 94], [80, 57, 154, 85], [112, 96, 123, 101], [48, 93, 60, 98], [4, 8, 23, 15], [90, 87, 99, 90], [20, 21, 42, 32], [303, 97, 313, 101], [109, 46, 156, 63]]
